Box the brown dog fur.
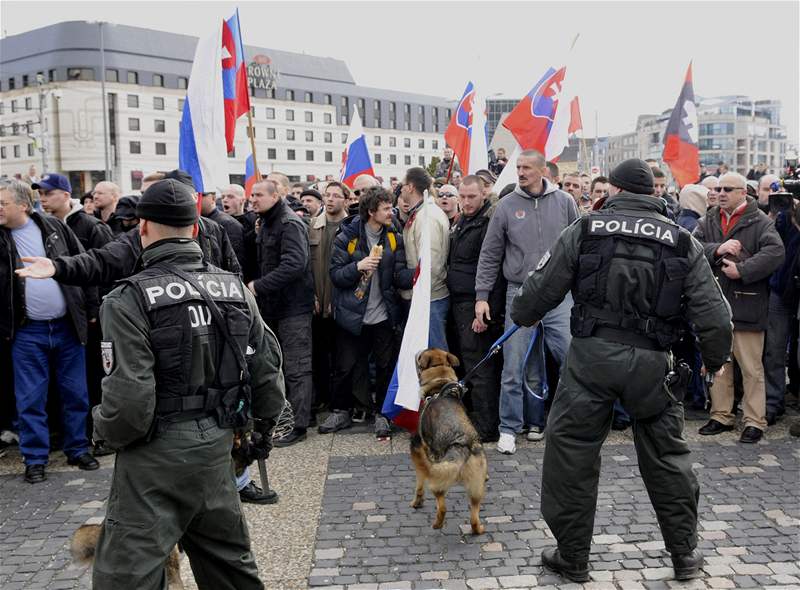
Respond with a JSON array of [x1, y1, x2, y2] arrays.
[[70, 523, 184, 589], [411, 348, 487, 535]]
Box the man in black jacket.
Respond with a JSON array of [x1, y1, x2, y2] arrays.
[[694, 172, 785, 443], [0, 179, 99, 483], [448, 175, 505, 442], [247, 179, 315, 446], [200, 189, 246, 271]]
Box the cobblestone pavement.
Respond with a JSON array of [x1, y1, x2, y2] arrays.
[[0, 423, 798, 590]]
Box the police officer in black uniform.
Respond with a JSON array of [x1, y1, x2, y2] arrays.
[[511, 159, 733, 582], [90, 179, 285, 589]]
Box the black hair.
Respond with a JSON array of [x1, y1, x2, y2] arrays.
[[359, 186, 394, 222], [404, 167, 431, 194]]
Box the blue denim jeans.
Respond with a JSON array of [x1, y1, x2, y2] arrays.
[[429, 296, 450, 351], [765, 292, 792, 414], [11, 318, 89, 465], [236, 468, 250, 491], [499, 286, 572, 434]]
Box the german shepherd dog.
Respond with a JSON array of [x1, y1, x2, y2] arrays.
[[70, 523, 184, 589], [410, 349, 488, 535]]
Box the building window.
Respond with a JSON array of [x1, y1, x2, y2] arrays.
[[267, 148, 276, 159], [418, 156, 425, 166], [48, 69, 57, 82], [341, 133, 348, 144], [128, 118, 140, 131], [404, 155, 411, 165], [432, 140, 439, 150], [357, 98, 365, 117], [127, 71, 138, 84], [287, 129, 295, 141], [28, 143, 35, 157], [304, 92, 313, 103], [389, 120, 396, 129], [127, 95, 139, 108], [324, 94, 332, 105], [404, 120, 411, 131], [306, 150, 314, 161], [286, 109, 294, 121], [106, 69, 119, 82], [11, 123, 18, 135], [25, 97, 32, 110], [155, 142, 167, 155], [390, 154, 397, 165], [154, 97, 165, 110], [178, 77, 188, 89], [404, 138, 411, 148], [324, 132, 332, 143], [374, 136, 381, 146], [264, 107, 274, 119], [154, 119, 165, 133], [130, 141, 141, 154], [305, 111, 313, 123], [374, 153, 382, 164], [267, 128, 276, 139], [8, 78, 15, 90], [287, 149, 296, 160], [67, 68, 95, 80], [418, 139, 424, 149], [131, 171, 143, 190], [324, 151, 333, 162], [389, 137, 396, 147], [286, 89, 295, 101], [152, 74, 163, 87], [304, 130, 313, 142], [0, 126, 4, 137], [0, 147, 5, 159], [178, 98, 185, 112], [13, 145, 20, 158], [324, 113, 332, 124]]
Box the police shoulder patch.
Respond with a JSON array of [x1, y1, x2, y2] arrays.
[[100, 341, 114, 375], [535, 250, 551, 271]]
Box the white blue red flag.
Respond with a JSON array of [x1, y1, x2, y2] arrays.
[[244, 154, 256, 197], [502, 66, 581, 162], [444, 81, 475, 174], [663, 62, 700, 186], [340, 107, 375, 188], [222, 9, 251, 153], [178, 24, 228, 194], [382, 197, 433, 432]]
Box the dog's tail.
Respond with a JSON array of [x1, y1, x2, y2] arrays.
[[70, 524, 102, 565]]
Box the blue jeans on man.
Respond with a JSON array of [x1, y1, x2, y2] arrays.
[[499, 286, 572, 435], [429, 296, 450, 351], [11, 318, 90, 465]]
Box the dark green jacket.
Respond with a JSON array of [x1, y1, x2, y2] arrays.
[[510, 193, 733, 372], [92, 239, 285, 450]]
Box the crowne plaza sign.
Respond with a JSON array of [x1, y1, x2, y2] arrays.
[[247, 54, 277, 90]]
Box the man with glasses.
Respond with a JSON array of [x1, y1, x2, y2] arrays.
[[694, 172, 784, 443], [435, 183, 460, 228], [350, 174, 379, 215]]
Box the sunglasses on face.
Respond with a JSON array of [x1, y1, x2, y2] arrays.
[[353, 189, 362, 197], [719, 186, 744, 193], [438, 193, 456, 198]]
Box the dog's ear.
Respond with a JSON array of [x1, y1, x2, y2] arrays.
[[446, 352, 460, 368], [417, 349, 433, 370]]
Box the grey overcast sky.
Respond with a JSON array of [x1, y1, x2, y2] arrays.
[[3, 0, 799, 145]]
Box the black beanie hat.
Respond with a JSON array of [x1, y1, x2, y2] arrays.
[[115, 195, 140, 220], [300, 188, 323, 202], [136, 179, 199, 227], [162, 169, 196, 190], [609, 159, 655, 195]]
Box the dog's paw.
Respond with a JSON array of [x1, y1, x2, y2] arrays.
[[410, 498, 423, 509], [471, 523, 485, 535], [432, 520, 444, 529]]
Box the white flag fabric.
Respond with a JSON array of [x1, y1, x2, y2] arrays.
[[468, 88, 489, 175], [494, 143, 522, 193]]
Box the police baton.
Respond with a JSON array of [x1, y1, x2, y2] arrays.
[[257, 458, 270, 494]]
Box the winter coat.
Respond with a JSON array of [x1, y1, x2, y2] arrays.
[[64, 201, 114, 252], [329, 216, 413, 336], [693, 197, 785, 331]]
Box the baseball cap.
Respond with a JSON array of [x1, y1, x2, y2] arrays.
[[31, 173, 71, 193], [475, 169, 497, 185]]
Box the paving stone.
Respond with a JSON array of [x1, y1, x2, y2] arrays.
[[731, 562, 772, 575], [465, 577, 500, 589]]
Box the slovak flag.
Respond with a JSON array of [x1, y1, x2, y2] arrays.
[[179, 23, 228, 194], [444, 81, 488, 176], [382, 197, 433, 432], [340, 107, 375, 188], [222, 9, 251, 153], [663, 62, 700, 187], [503, 66, 580, 161], [244, 154, 256, 197]]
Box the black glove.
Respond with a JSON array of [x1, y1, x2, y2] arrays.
[[249, 430, 272, 461]]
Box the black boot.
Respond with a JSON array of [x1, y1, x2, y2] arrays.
[[541, 547, 589, 582], [672, 549, 703, 580]]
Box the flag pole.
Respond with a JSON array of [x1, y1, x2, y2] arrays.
[[246, 109, 261, 182], [445, 155, 455, 183]]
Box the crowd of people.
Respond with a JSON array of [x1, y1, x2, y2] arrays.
[[1, 148, 798, 484]]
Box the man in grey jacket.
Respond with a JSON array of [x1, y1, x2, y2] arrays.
[[475, 150, 579, 454]]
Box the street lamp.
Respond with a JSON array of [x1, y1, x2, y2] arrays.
[[35, 73, 48, 173]]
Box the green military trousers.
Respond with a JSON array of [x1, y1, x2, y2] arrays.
[[541, 337, 699, 563], [93, 416, 263, 590]]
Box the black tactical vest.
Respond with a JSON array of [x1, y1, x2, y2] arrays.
[[122, 263, 252, 428], [571, 212, 691, 349]]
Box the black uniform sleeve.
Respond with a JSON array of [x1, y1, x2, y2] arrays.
[[244, 289, 286, 424], [60, 219, 101, 320], [89, 218, 114, 251], [392, 233, 414, 290], [53, 230, 139, 286], [217, 225, 242, 276]]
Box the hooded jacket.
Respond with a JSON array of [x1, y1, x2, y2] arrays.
[[475, 178, 578, 300], [329, 215, 413, 335], [676, 184, 709, 233], [64, 200, 114, 252], [0, 212, 96, 344], [693, 196, 785, 331]]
